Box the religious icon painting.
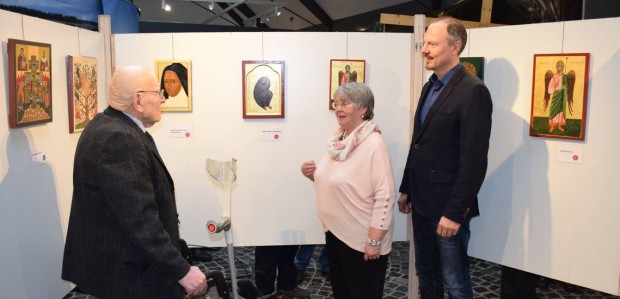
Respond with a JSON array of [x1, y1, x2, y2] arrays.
[[460, 57, 484, 80], [529, 53, 590, 141], [67, 55, 98, 133], [155, 60, 192, 112], [242, 60, 285, 118], [329, 59, 366, 110], [8, 39, 53, 128]]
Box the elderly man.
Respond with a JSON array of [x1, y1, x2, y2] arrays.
[[62, 66, 206, 298]]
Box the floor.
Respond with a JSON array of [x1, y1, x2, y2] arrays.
[[63, 241, 619, 299]]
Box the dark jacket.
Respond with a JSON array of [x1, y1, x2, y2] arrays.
[[399, 66, 493, 223], [62, 107, 190, 299]]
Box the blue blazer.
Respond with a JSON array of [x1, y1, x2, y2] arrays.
[[62, 107, 190, 299], [399, 66, 493, 223]]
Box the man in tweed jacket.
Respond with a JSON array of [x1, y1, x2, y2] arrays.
[[62, 66, 206, 298]]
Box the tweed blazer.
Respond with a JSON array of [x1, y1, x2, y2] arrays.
[[62, 107, 190, 299], [399, 66, 493, 223]]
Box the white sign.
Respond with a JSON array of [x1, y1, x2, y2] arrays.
[[168, 124, 193, 138], [555, 144, 584, 164], [259, 127, 284, 142]]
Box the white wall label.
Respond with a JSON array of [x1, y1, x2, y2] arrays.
[[168, 124, 193, 138], [259, 127, 283, 142], [555, 144, 584, 164]]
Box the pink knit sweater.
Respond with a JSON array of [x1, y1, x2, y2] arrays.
[[314, 132, 395, 254]]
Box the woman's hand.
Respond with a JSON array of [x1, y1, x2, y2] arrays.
[[364, 242, 381, 261], [301, 160, 316, 181]]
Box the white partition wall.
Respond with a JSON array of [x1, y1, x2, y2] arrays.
[[113, 31, 413, 246], [0, 10, 107, 299], [467, 19, 620, 295]]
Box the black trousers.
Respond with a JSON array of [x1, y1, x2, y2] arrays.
[[254, 245, 299, 295], [325, 231, 388, 299], [500, 266, 539, 299]]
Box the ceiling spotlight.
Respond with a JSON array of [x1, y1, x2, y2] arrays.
[[208, 1, 214, 10], [275, 6, 281, 17], [266, 17, 270, 22], [161, 0, 171, 11]]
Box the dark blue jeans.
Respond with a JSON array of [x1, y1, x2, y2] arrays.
[[295, 245, 329, 272], [412, 210, 472, 299]]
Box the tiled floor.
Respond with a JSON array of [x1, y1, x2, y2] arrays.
[[64, 241, 619, 299]]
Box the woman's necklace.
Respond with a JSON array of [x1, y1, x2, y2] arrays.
[[341, 130, 348, 141]]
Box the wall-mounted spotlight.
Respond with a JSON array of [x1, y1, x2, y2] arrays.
[[275, 6, 281, 17], [208, 1, 214, 10]]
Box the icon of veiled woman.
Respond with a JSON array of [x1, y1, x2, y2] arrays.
[[253, 76, 273, 110], [543, 59, 575, 133]]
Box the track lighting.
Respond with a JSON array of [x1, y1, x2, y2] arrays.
[[275, 6, 281, 17], [208, 2, 214, 10]]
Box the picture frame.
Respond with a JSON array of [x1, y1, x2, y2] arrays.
[[460, 57, 484, 80], [155, 60, 192, 111], [329, 59, 366, 110], [529, 53, 590, 141], [67, 55, 98, 133], [8, 38, 53, 128], [242, 60, 285, 118]]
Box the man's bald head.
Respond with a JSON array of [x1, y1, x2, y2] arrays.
[[108, 66, 158, 112]]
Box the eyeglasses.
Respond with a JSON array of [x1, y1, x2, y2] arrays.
[[331, 100, 354, 109], [137, 89, 165, 99]]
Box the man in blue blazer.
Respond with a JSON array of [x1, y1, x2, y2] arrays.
[[62, 66, 206, 298], [398, 17, 493, 298]]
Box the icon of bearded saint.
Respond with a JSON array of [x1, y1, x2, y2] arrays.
[[543, 59, 576, 133], [253, 76, 273, 110]]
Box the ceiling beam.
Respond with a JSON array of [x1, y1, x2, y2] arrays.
[[379, 13, 503, 28], [202, 0, 247, 24], [480, 0, 493, 24], [212, 1, 268, 28], [212, 2, 244, 25], [380, 0, 499, 29], [299, 0, 333, 31]]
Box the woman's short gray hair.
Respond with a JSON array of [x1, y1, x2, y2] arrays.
[[333, 82, 375, 120]]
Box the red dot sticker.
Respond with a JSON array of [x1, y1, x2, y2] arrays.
[[185, 132, 191, 138], [274, 134, 279, 139], [572, 155, 579, 161]]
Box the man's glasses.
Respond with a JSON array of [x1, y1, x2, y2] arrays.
[[137, 89, 165, 99], [331, 100, 354, 109]]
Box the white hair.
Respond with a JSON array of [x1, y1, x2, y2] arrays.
[[108, 65, 156, 111]]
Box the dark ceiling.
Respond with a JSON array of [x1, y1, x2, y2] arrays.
[[136, 0, 620, 33]]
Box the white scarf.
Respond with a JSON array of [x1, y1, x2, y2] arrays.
[[327, 120, 381, 161]]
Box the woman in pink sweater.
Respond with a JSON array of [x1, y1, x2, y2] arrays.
[[301, 82, 395, 298]]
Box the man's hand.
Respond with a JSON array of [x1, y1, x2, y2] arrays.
[[397, 193, 411, 213], [437, 216, 460, 238], [301, 160, 316, 181], [178, 266, 207, 296]]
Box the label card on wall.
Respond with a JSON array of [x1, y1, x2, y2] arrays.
[[259, 127, 283, 142], [168, 124, 193, 138], [555, 143, 584, 164]]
